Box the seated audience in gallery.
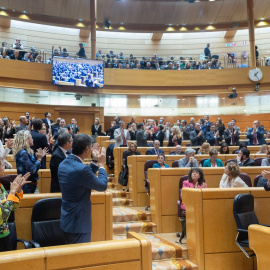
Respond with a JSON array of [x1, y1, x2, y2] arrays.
[[219, 162, 248, 188], [224, 122, 240, 146], [219, 142, 229, 154], [203, 148, 223, 167], [190, 122, 206, 146], [178, 148, 198, 168], [198, 142, 210, 155], [247, 120, 266, 145], [233, 148, 255, 167], [167, 126, 182, 147], [261, 149, 270, 167], [147, 140, 164, 155], [206, 124, 222, 146], [256, 144, 268, 154], [152, 153, 169, 168], [169, 145, 184, 155]]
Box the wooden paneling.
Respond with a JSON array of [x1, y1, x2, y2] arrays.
[[0, 101, 104, 135]]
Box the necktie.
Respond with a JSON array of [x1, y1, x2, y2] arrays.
[[254, 131, 258, 145], [231, 130, 235, 145], [213, 132, 217, 146], [122, 131, 126, 146], [156, 149, 158, 155]]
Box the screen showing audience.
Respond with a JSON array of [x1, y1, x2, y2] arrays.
[[52, 57, 104, 88]]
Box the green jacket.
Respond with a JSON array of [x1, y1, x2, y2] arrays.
[[203, 158, 223, 167]]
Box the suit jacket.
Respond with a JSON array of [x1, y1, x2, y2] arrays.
[[147, 148, 164, 155], [68, 124, 80, 135], [58, 155, 107, 234], [203, 158, 223, 167], [233, 157, 255, 167], [42, 118, 53, 130], [152, 131, 165, 147], [201, 121, 212, 134], [136, 129, 148, 147], [190, 130, 206, 146], [91, 124, 102, 136], [247, 126, 266, 145], [30, 130, 52, 169], [50, 147, 66, 193], [224, 128, 240, 146], [114, 128, 131, 147], [51, 123, 60, 137], [167, 135, 182, 147], [15, 123, 27, 134], [206, 131, 222, 146]]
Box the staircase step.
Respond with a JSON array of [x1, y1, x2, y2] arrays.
[[113, 207, 150, 222], [107, 182, 118, 189], [113, 221, 157, 235], [107, 190, 130, 198], [152, 259, 193, 270], [141, 234, 183, 261], [113, 198, 133, 206]]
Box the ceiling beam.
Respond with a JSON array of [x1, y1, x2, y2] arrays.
[[224, 30, 237, 38], [151, 33, 163, 41]]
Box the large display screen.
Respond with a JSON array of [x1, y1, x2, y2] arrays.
[[52, 57, 104, 88]]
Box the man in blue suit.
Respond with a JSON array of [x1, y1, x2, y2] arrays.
[[206, 124, 222, 146], [147, 140, 164, 155], [58, 134, 107, 244], [247, 120, 266, 145]]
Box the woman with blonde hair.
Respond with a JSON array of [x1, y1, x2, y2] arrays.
[[91, 118, 102, 136], [256, 144, 268, 154], [168, 126, 182, 146], [13, 130, 47, 194], [198, 142, 210, 155], [219, 162, 247, 188]]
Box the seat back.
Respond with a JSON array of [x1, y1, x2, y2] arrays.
[[145, 149, 152, 155], [199, 158, 208, 167], [7, 212, 17, 250], [172, 161, 179, 167], [254, 158, 263, 166], [0, 175, 17, 191], [31, 197, 65, 247], [233, 194, 259, 241], [239, 173, 252, 187], [179, 175, 189, 191], [254, 175, 262, 187], [144, 160, 158, 179], [169, 151, 185, 155], [225, 159, 235, 166], [122, 150, 128, 166]]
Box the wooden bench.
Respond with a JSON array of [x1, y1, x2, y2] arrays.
[[128, 155, 266, 207], [14, 192, 113, 245], [0, 232, 151, 270], [181, 188, 270, 270], [249, 224, 270, 270], [147, 167, 270, 234]]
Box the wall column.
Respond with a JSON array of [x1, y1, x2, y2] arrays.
[[90, 0, 97, 60], [247, 0, 256, 68]]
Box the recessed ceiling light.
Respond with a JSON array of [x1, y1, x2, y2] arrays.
[[22, 11, 27, 14], [1, 7, 6, 10], [222, 98, 226, 99], [78, 18, 83, 22], [261, 18, 265, 21], [120, 22, 124, 25]]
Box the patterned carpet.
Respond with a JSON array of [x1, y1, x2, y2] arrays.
[[106, 174, 194, 270]]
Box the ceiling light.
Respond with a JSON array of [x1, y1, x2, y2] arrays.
[[78, 18, 83, 22], [261, 18, 265, 20], [177, 99, 180, 101], [22, 11, 27, 14], [0, 7, 6, 10], [120, 22, 124, 25]]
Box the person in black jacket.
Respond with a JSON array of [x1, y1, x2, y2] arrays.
[[233, 148, 255, 167], [30, 118, 52, 169], [129, 123, 137, 140], [78, 43, 86, 58], [168, 126, 182, 147], [50, 133, 72, 193], [224, 122, 240, 146], [152, 124, 165, 147], [91, 118, 102, 136]]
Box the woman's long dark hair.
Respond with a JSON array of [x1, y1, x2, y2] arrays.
[[188, 167, 205, 186], [220, 142, 229, 154]]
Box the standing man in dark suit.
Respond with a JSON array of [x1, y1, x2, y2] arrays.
[[42, 112, 53, 133], [58, 134, 107, 244], [50, 133, 72, 193], [147, 140, 164, 155], [224, 122, 240, 146], [152, 124, 165, 147], [190, 122, 206, 146], [247, 120, 266, 145], [204, 43, 211, 59], [78, 43, 86, 58], [31, 118, 52, 168], [206, 124, 222, 146], [68, 118, 79, 135], [136, 123, 148, 147], [51, 118, 61, 138]]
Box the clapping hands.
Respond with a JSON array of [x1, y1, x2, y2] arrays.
[[10, 172, 31, 195], [36, 147, 49, 160], [92, 143, 106, 167]]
